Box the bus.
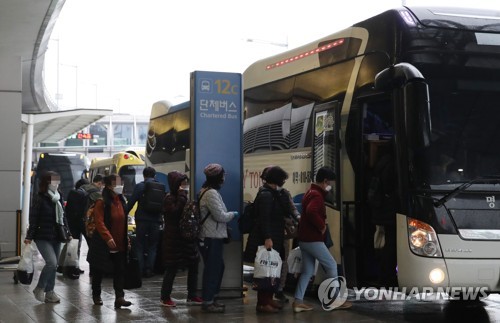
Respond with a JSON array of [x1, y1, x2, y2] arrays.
[[145, 100, 190, 188], [243, 5, 500, 294], [89, 150, 146, 233], [146, 6, 500, 295], [33, 152, 89, 200]]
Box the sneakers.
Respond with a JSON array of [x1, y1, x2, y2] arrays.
[[202, 303, 225, 313], [45, 291, 61, 303], [33, 287, 45, 302], [186, 296, 203, 305], [292, 302, 313, 313], [160, 298, 176, 307]]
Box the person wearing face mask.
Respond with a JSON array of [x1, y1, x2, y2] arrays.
[[25, 171, 71, 303], [159, 171, 202, 307], [243, 165, 290, 313], [198, 163, 238, 313], [292, 166, 352, 313], [86, 174, 132, 308]]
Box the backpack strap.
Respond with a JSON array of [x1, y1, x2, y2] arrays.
[[199, 188, 213, 225]]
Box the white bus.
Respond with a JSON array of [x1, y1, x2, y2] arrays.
[[147, 6, 500, 295], [243, 5, 500, 294]]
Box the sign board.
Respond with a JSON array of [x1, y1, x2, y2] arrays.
[[191, 70, 243, 297]]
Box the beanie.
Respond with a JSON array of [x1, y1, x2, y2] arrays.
[[204, 163, 223, 177]]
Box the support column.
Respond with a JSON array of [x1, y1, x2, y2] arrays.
[[0, 55, 22, 257]]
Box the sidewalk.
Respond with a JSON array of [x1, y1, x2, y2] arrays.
[[0, 243, 371, 323]]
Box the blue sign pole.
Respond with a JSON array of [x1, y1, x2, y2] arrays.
[[191, 71, 243, 297]]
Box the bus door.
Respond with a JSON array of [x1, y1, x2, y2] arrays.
[[310, 101, 342, 284], [358, 96, 395, 287]]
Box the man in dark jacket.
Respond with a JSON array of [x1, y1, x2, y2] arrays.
[[126, 166, 165, 278], [59, 178, 89, 275]]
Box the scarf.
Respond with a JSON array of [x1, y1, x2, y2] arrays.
[[47, 189, 64, 225]]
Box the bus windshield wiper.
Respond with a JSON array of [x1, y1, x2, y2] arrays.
[[433, 175, 500, 207]]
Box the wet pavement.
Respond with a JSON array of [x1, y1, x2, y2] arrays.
[[1, 244, 500, 322]]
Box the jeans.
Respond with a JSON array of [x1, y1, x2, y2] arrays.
[[35, 239, 62, 292], [199, 238, 225, 304], [161, 262, 199, 300], [135, 221, 161, 274], [91, 251, 126, 298], [294, 241, 338, 301]]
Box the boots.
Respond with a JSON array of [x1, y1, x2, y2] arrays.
[[114, 297, 132, 309]]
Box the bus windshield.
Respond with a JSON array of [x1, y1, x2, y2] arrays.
[[411, 63, 500, 187]]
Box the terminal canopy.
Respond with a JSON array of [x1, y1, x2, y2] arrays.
[[21, 109, 113, 144]]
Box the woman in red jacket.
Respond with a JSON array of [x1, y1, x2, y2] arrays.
[[292, 166, 352, 313]]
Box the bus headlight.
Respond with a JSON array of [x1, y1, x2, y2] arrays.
[[408, 217, 442, 257]]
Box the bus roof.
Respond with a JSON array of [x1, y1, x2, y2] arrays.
[[150, 100, 190, 120]]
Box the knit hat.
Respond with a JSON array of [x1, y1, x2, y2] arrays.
[[204, 163, 224, 177]]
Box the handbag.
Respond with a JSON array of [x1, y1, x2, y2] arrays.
[[324, 224, 334, 248], [56, 223, 71, 242], [284, 217, 298, 239], [223, 226, 232, 244]]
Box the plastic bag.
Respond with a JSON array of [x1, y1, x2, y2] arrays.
[[62, 239, 80, 279], [17, 243, 35, 285], [287, 247, 319, 275], [253, 245, 282, 278], [253, 246, 282, 292]]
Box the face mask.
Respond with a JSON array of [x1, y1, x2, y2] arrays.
[[276, 186, 284, 191], [180, 185, 189, 192], [325, 185, 332, 192], [113, 185, 124, 195], [48, 184, 59, 192]]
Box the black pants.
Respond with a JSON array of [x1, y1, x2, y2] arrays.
[[91, 251, 126, 298], [160, 262, 199, 300]]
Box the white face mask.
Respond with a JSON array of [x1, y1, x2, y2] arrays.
[[48, 183, 59, 192], [325, 185, 332, 192], [180, 185, 189, 192], [113, 185, 124, 195]]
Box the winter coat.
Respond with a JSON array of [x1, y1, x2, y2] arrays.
[[297, 183, 328, 242], [126, 177, 164, 223], [243, 185, 288, 263], [199, 188, 234, 239], [86, 188, 128, 273], [64, 188, 87, 237], [161, 171, 199, 268], [26, 191, 68, 242]]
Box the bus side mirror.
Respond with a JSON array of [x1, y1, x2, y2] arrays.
[[375, 63, 432, 149], [404, 80, 431, 149]]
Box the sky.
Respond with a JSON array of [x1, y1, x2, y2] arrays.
[[43, 0, 498, 116]]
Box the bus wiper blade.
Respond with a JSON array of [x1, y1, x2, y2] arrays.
[[433, 175, 500, 208]]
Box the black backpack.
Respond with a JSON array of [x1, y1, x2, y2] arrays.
[[140, 181, 166, 213], [238, 188, 269, 234]]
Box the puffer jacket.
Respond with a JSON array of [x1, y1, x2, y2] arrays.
[[26, 191, 68, 242], [161, 171, 199, 267], [199, 188, 234, 239], [243, 184, 288, 263]]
